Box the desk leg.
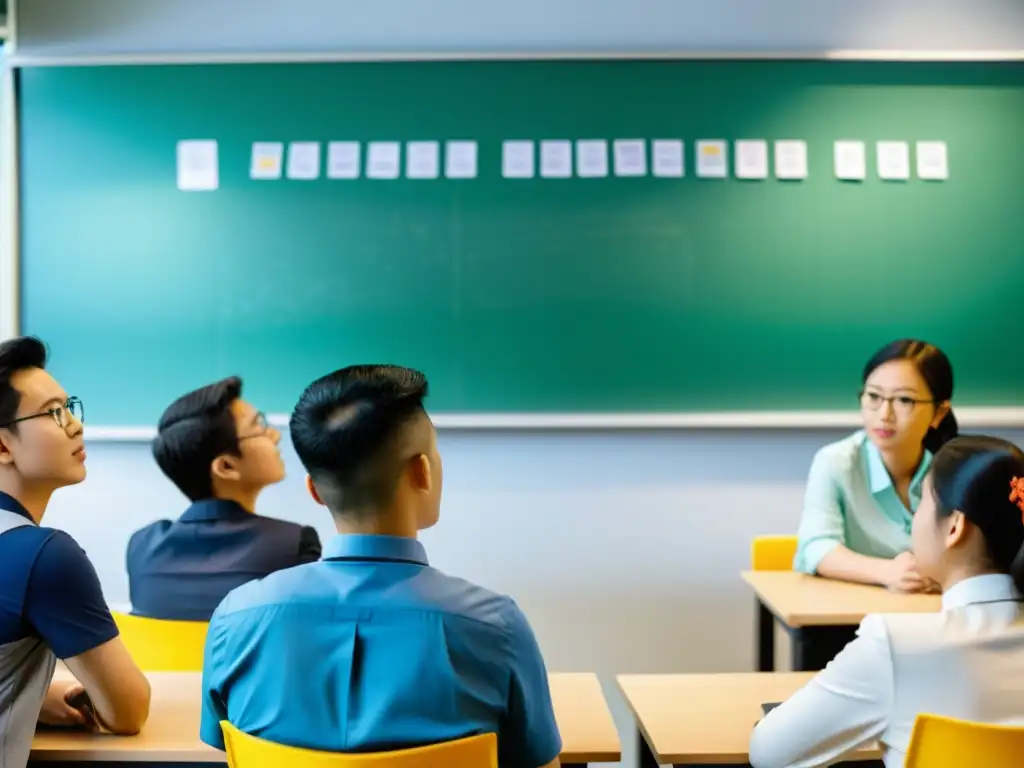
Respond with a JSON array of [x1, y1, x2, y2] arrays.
[[790, 626, 859, 671], [757, 599, 774, 672], [637, 726, 660, 768]]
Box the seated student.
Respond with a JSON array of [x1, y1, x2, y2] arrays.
[[127, 377, 321, 621], [0, 337, 150, 768], [199, 365, 562, 768], [751, 435, 1024, 768], [794, 339, 956, 592]]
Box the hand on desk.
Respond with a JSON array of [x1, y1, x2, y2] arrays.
[[883, 552, 939, 594], [38, 681, 99, 731]]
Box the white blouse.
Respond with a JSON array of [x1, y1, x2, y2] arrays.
[[749, 574, 1024, 768]]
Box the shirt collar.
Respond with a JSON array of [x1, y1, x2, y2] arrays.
[[862, 433, 932, 497], [179, 499, 252, 523], [323, 534, 429, 565], [942, 574, 1021, 611], [0, 491, 36, 524]]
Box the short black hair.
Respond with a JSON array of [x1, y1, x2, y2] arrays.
[[151, 376, 243, 502], [863, 339, 957, 454], [289, 365, 429, 519], [0, 336, 48, 433], [929, 435, 1024, 593]]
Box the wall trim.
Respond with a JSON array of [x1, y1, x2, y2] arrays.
[[82, 406, 1024, 441], [8, 49, 1024, 68]]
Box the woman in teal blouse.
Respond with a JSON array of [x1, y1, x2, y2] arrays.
[[794, 339, 956, 592]]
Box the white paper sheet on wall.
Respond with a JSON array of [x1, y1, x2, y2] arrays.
[[502, 140, 535, 178], [287, 142, 321, 180], [576, 140, 609, 178], [406, 141, 440, 179], [250, 142, 283, 180], [177, 140, 219, 191], [327, 142, 361, 179], [651, 140, 684, 177]]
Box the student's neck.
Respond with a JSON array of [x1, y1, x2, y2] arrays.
[[880, 444, 925, 483], [213, 487, 259, 514], [0, 477, 53, 524], [334, 511, 418, 539], [939, 563, 1002, 594]]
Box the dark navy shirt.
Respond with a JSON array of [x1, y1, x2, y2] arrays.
[[200, 534, 562, 768], [126, 499, 322, 622], [0, 491, 119, 659]]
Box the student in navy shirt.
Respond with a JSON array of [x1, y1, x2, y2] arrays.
[[0, 336, 150, 768], [127, 377, 321, 621], [200, 365, 562, 768]]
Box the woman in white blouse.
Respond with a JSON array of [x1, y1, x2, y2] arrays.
[[750, 435, 1024, 768]]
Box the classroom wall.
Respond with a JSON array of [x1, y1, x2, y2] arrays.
[[17, 1, 1024, 765]]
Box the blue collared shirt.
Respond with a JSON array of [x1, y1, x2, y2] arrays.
[[200, 534, 561, 767], [794, 431, 931, 574]]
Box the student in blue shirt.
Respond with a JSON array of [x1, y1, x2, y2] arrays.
[[127, 377, 321, 621], [0, 336, 150, 768], [794, 339, 956, 592], [200, 365, 562, 768]]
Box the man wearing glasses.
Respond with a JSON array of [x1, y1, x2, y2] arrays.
[[0, 335, 151, 768], [126, 376, 322, 621]]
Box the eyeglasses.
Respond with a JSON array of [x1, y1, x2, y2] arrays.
[[859, 391, 934, 418], [238, 412, 271, 442], [0, 396, 85, 431]]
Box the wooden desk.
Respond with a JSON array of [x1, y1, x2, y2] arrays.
[[549, 673, 622, 765], [32, 672, 620, 767], [743, 571, 941, 671], [618, 672, 881, 766]]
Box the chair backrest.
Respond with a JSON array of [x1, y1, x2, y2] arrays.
[[751, 535, 798, 571], [111, 611, 208, 671], [904, 713, 1024, 767], [221, 723, 498, 768]]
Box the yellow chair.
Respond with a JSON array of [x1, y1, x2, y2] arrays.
[[221, 723, 498, 768], [751, 535, 798, 571], [751, 535, 798, 672], [904, 713, 1024, 767], [112, 611, 208, 672]]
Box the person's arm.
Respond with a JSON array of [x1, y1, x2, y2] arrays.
[[795, 449, 926, 589], [816, 545, 890, 586], [816, 546, 928, 591], [793, 450, 849, 576], [295, 525, 322, 565], [748, 615, 893, 768], [498, 600, 562, 768], [25, 532, 150, 734], [793, 451, 887, 585], [64, 639, 151, 734], [199, 608, 229, 750]]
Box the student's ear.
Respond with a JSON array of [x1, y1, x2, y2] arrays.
[[305, 474, 325, 506], [945, 509, 968, 549], [409, 454, 432, 493], [0, 432, 13, 466], [211, 453, 242, 483], [931, 401, 951, 429]]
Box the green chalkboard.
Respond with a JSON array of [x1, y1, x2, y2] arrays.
[[17, 60, 1024, 425]]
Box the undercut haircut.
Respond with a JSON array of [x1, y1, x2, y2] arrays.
[[289, 365, 429, 519]]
